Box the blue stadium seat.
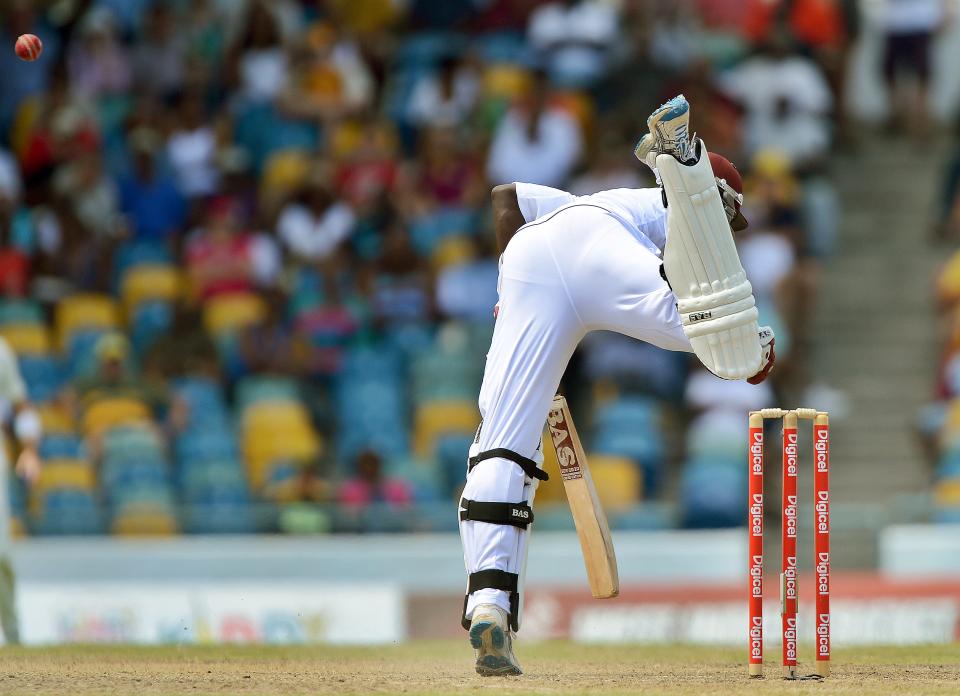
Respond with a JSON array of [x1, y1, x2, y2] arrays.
[[679, 460, 747, 528], [129, 300, 173, 356], [0, 299, 43, 326], [66, 329, 109, 378], [33, 489, 103, 535], [18, 355, 65, 402], [39, 433, 84, 460], [113, 241, 173, 290]]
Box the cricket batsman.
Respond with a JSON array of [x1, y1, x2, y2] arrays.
[[0, 335, 41, 645], [458, 96, 776, 675]]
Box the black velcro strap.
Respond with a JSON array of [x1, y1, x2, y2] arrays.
[[468, 448, 548, 481], [461, 569, 520, 632], [459, 498, 533, 528]]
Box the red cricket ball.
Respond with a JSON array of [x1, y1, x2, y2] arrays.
[[15, 34, 43, 62]]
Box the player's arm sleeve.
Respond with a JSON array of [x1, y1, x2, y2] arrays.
[[514, 182, 577, 223]]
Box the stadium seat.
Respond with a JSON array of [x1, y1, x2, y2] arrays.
[[55, 294, 120, 352], [30, 458, 96, 514], [589, 454, 643, 511], [235, 376, 300, 413], [113, 241, 173, 291], [18, 355, 65, 402], [202, 292, 266, 337], [412, 400, 479, 457], [37, 404, 77, 435], [39, 433, 83, 460], [129, 300, 174, 355], [0, 299, 43, 326], [32, 489, 103, 535], [112, 504, 178, 536], [679, 460, 747, 529], [120, 264, 182, 316], [535, 433, 566, 504], [0, 323, 51, 355], [482, 64, 533, 101], [933, 478, 960, 508], [82, 397, 152, 437]]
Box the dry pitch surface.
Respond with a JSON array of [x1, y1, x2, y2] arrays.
[[2, 642, 959, 696]]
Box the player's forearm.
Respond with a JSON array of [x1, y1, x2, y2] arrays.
[[491, 184, 526, 255]]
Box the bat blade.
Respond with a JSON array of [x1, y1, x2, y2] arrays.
[[546, 395, 619, 599]]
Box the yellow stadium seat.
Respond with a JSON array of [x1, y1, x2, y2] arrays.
[[482, 65, 532, 101], [9, 516, 26, 539], [939, 401, 960, 441], [203, 292, 266, 336], [261, 149, 312, 203], [243, 400, 311, 428], [588, 454, 642, 512], [112, 506, 178, 536], [82, 397, 151, 437], [121, 264, 182, 316], [0, 323, 51, 355], [30, 458, 96, 513], [38, 404, 76, 435], [413, 400, 480, 458], [535, 426, 566, 504], [55, 293, 120, 351], [933, 478, 960, 506], [431, 236, 474, 271], [241, 402, 321, 488]]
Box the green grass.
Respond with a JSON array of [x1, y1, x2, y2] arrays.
[[1, 642, 958, 695]]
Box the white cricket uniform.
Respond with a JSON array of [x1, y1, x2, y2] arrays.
[[460, 183, 692, 622], [0, 338, 26, 553]]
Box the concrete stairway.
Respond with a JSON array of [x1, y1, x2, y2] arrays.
[[804, 136, 945, 566]]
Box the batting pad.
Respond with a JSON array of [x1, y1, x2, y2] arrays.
[[658, 143, 762, 380]]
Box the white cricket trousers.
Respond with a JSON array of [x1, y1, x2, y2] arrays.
[[460, 204, 691, 624]]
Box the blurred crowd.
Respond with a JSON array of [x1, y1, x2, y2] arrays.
[[0, 0, 859, 535]]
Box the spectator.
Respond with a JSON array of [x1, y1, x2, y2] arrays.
[[881, 0, 946, 133], [52, 151, 119, 241], [338, 449, 412, 509], [277, 23, 374, 122], [486, 70, 583, 187], [185, 196, 256, 301], [406, 55, 481, 130], [403, 126, 484, 217], [527, 0, 620, 88], [67, 8, 133, 99], [333, 115, 400, 210], [719, 30, 832, 167], [569, 131, 648, 195], [166, 91, 221, 200], [69, 333, 188, 439], [117, 128, 187, 245], [226, 1, 289, 104], [278, 168, 356, 265], [132, 4, 187, 99], [144, 306, 220, 381], [237, 290, 298, 376]]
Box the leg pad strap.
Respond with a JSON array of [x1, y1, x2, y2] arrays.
[[459, 498, 533, 528], [461, 569, 519, 632], [468, 448, 548, 481]]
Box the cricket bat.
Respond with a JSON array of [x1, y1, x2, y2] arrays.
[[546, 394, 619, 599]]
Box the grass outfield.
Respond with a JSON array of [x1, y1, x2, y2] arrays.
[[1, 642, 958, 696]]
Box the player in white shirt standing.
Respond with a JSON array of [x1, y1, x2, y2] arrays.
[[458, 96, 776, 675], [0, 336, 42, 645]]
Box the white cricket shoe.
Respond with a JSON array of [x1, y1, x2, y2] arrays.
[[469, 604, 522, 676], [634, 94, 694, 169]]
